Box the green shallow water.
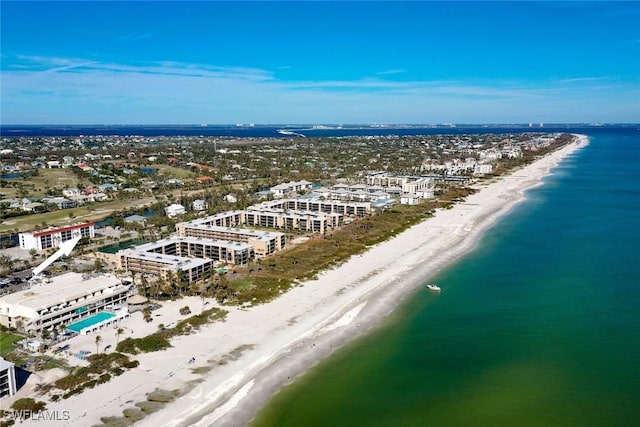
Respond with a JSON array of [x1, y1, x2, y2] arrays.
[[250, 130, 640, 427]]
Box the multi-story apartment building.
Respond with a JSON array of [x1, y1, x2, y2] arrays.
[[244, 208, 342, 234], [0, 358, 17, 398], [270, 180, 313, 198], [181, 210, 245, 229], [118, 250, 214, 284], [176, 224, 285, 258], [364, 172, 409, 187], [402, 177, 434, 198], [19, 222, 95, 251], [364, 173, 435, 199], [119, 237, 253, 267], [0, 272, 131, 334], [257, 199, 372, 217]]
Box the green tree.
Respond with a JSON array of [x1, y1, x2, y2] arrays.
[[0, 254, 14, 275], [95, 335, 102, 354], [41, 328, 51, 344], [115, 328, 125, 346], [143, 306, 153, 323]]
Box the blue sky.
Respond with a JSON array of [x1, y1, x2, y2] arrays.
[[1, 1, 639, 124]]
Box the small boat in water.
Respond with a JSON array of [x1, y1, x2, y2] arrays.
[[426, 284, 441, 292]]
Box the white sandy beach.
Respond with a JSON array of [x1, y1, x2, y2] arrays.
[[14, 135, 587, 427]]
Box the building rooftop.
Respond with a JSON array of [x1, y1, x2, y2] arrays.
[[26, 222, 94, 238], [121, 250, 213, 271], [0, 357, 15, 371], [183, 224, 284, 241], [124, 214, 147, 223], [129, 236, 253, 252], [0, 272, 125, 311]]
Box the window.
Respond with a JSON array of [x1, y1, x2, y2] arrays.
[[40, 235, 53, 249]]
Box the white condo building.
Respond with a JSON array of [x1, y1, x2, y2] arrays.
[[19, 222, 95, 251], [0, 272, 132, 335], [117, 237, 255, 283], [270, 180, 313, 198], [0, 357, 17, 398]]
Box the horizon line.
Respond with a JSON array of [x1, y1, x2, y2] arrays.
[[2, 123, 638, 127]]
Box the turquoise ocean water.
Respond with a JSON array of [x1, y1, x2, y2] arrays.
[[250, 129, 640, 427]]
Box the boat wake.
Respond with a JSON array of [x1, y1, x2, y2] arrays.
[[277, 129, 307, 138]]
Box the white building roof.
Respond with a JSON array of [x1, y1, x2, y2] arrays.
[[123, 251, 212, 269], [0, 272, 125, 311], [131, 236, 252, 252], [0, 357, 15, 371]]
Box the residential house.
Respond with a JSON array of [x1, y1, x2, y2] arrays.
[[400, 194, 420, 205], [165, 204, 186, 218], [62, 187, 81, 198]]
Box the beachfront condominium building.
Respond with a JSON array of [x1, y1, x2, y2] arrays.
[[19, 222, 95, 251], [473, 164, 493, 176], [0, 272, 132, 335], [176, 224, 285, 258], [117, 236, 259, 284], [175, 199, 370, 240], [0, 357, 17, 398], [244, 208, 343, 234], [255, 199, 372, 217], [117, 250, 214, 284], [364, 172, 409, 187], [364, 173, 435, 198], [118, 236, 252, 268], [402, 177, 434, 199], [177, 211, 245, 229]]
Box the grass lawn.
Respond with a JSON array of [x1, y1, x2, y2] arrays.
[[0, 331, 25, 358], [37, 169, 89, 191], [33, 355, 70, 371], [153, 164, 197, 180], [1, 169, 90, 200], [0, 196, 157, 233]]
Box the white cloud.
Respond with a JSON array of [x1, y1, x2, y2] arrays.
[[554, 77, 609, 84], [2, 55, 638, 124], [376, 68, 407, 75]]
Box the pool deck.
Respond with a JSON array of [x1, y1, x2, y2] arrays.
[[66, 310, 129, 335]]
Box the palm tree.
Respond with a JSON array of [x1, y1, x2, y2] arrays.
[[41, 328, 51, 345], [57, 323, 66, 339], [150, 277, 162, 299], [162, 271, 176, 298], [0, 254, 14, 276], [142, 306, 153, 323], [95, 335, 102, 354], [176, 269, 188, 295], [115, 328, 125, 346]]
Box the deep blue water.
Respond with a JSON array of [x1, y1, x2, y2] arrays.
[[251, 128, 640, 427], [1, 173, 23, 179], [1, 124, 638, 138]]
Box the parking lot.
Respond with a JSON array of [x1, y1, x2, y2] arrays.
[[0, 275, 28, 294]]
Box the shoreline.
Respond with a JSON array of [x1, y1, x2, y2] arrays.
[[16, 135, 587, 427]]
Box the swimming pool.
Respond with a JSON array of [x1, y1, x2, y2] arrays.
[[66, 311, 116, 333]]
